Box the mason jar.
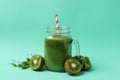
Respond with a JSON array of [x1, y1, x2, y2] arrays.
[[44, 26, 72, 72]]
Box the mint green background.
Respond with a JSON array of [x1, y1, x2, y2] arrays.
[[0, 0, 120, 80]]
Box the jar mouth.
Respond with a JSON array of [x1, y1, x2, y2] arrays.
[[47, 25, 70, 36], [47, 26, 70, 30]]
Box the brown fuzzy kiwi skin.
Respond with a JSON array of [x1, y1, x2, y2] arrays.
[[64, 58, 82, 75], [30, 55, 44, 71]]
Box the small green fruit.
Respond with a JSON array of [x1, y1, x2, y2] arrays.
[[64, 58, 82, 75], [30, 54, 44, 71]]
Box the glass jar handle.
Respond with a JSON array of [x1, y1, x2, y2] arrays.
[[73, 40, 81, 58]]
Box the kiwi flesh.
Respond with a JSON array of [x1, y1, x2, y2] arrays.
[[64, 58, 82, 75], [30, 54, 44, 71]]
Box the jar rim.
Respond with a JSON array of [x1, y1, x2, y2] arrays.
[[47, 25, 70, 30]]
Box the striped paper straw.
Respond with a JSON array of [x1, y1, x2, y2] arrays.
[[55, 14, 60, 37]]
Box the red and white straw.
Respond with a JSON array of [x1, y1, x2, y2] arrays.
[[55, 14, 60, 36]]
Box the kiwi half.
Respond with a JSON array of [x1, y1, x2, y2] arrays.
[[30, 54, 44, 71], [64, 58, 82, 75]]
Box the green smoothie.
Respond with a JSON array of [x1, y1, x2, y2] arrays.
[[44, 36, 72, 72]]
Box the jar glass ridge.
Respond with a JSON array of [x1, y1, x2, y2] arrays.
[[47, 26, 70, 36]]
